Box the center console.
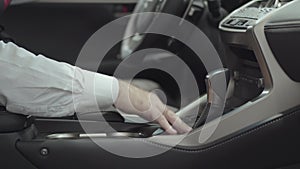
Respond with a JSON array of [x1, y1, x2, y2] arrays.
[[217, 0, 293, 112], [170, 0, 299, 147]]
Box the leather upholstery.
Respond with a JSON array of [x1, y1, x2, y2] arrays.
[[16, 106, 300, 169], [0, 108, 28, 133], [265, 0, 300, 82]]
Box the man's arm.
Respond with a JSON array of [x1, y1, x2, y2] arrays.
[[0, 41, 191, 134], [0, 41, 119, 117]]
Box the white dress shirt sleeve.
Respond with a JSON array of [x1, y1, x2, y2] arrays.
[[0, 41, 119, 117]]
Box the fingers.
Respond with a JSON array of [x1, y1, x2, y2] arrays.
[[116, 82, 192, 135], [153, 97, 192, 135], [156, 115, 177, 135], [155, 108, 192, 135], [164, 109, 192, 134]]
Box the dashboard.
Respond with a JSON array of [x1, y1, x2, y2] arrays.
[[220, 0, 294, 32]]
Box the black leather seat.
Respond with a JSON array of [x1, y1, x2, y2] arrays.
[[0, 107, 30, 133]]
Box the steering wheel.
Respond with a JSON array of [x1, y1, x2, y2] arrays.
[[121, 0, 192, 59]]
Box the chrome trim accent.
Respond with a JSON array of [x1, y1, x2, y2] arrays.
[[219, 0, 259, 33], [47, 132, 144, 139], [47, 133, 79, 139], [219, 0, 286, 33]]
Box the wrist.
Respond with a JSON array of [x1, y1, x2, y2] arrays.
[[114, 80, 149, 115]]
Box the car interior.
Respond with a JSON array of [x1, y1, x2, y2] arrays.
[[0, 0, 300, 168]]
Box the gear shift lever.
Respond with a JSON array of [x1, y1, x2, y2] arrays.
[[152, 68, 230, 135], [193, 68, 230, 129]]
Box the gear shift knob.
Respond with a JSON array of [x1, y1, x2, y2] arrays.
[[206, 68, 230, 105], [193, 68, 230, 128]]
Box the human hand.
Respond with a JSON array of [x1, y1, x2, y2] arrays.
[[114, 80, 192, 135]]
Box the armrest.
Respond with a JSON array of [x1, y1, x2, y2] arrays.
[[0, 107, 32, 133], [76, 111, 125, 123]]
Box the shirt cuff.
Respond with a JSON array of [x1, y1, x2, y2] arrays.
[[74, 68, 119, 114]]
